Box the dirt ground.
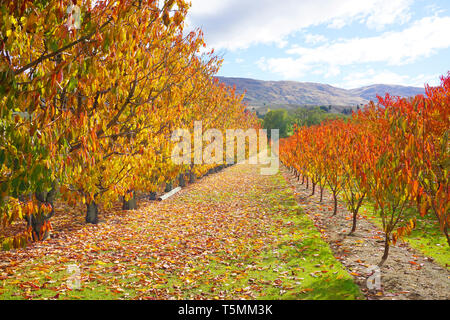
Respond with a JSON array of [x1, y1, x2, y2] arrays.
[[280, 165, 449, 300]]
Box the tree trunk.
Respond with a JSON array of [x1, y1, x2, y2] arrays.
[[306, 177, 309, 189], [378, 234, 390, 266], [349, 211, 358, 235], [122, 190, 137, 210], [28, 209, 52, 241], [320, 186, 323, 202], [311, 182, 316, 196], [165, 181, 173, 193], [332, 191, 338, 216], [27, 185, 57, 241], [301, 175, 305, 185], [349, 195, 365, 235], [444, 225, 450, 246], [86, 201, 99, 224], [178, 174, 186, 188], [189, 172, 196, 184]]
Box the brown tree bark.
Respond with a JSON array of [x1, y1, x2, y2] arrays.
[[86, 201, 99, 224], [122, 190, 137, 210]]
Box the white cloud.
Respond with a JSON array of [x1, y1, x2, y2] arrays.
[[187, 0, 413, 51], [304, 34, 328, 45], [325, 65, 341, 78], [339, 69, 408, 88], [334, 69, 441, 88], [364, 0, 412, 30], [260, 16, 450, 79], [327, 0, 412, 30], [256, 57, 311, 79], [327, 19, 348, 29]]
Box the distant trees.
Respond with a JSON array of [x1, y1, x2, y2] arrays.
[[262, 106, 349, 138], [263, 109, 291, 138], [341, 108, 353, 115]]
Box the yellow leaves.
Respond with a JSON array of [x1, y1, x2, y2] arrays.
[[9, 15, 17, 26], [1, 237, 13, 251], [1, 0, 258, 251], [1, 231, 29, 251], [409, 218, 416, 230], [184, 277, 192, 284], [173, 11, 184, 26]]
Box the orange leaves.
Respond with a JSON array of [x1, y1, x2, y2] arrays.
[[123, 191, 134, 202], [39, 203, 53, 216], [411, 180, 419, 198], [173, 11, 184, 26], [24, 201, 37, 217], [392, 218, 416, 245]]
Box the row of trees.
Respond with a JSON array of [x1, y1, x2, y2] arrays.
[[0, 0, 259, 249], [263, 107, 349, 139], [280, 74, 449, 265]]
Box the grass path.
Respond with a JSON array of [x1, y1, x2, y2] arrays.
[[0, 163, 362, 300]]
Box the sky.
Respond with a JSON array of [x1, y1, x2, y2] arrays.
[[185, 0, 450, 89]]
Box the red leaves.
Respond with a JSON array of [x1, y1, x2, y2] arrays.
[[280, 73, 450, 264]]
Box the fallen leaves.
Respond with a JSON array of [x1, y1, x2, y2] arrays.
[[0, 163, 364, 300]]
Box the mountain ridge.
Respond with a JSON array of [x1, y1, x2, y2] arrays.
[[216, 76, 425, 114]]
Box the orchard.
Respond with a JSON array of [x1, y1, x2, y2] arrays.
[[280, 74, 449, 265], [0, 0, 259, 248], [0, 0, 448, 302]]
